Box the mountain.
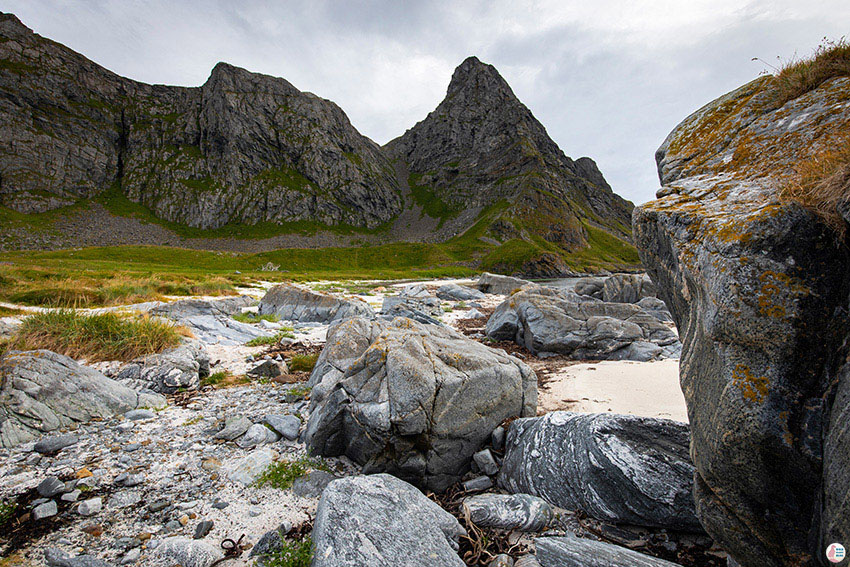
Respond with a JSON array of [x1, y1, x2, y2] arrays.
[[0, 13, 636, 274], [0, 13, 401, 229], [385, 57, 633, 257]]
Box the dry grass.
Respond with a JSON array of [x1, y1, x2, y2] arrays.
[[782, 135, 850, 235], [9, 310, 183, 361], [774, 37, 850, 106]]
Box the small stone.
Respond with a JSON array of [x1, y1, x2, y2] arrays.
[[124, 443, 142, 452], [38, 476, 66, 498], [462, 476, 493, 492], [78, 497, 103, 516], [33, 500, 58, 520], [76, 467, 94, 479], [121, 548, 141, 564], [109, 491, 141, 510], [491, 426, 506, 452], [137, 532, 152, 542], [291, 470, 336, 498], [201, 457, 221, 472], [473, 448, 499, 476], [247, 359, 288, 379], [82, 524, 104, 537], [214, 415, 252, 441], [211, 500, 229, 510], [34, 434, 79, 455], [248, 505, 262, 517], [263, 414, 301, 441], [152, 537, 224, 567], [194, 520, 214, 539], [237, 423, 277, 449], [148, 499, 170, 512], [179, 514, 190, 526], [62, 489, 81, 502], [514, 556, 542, 567], [124, 409, 156, 420], [122, 473, 145, 487]]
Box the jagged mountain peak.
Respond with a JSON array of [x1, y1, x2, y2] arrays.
[[445, 56, 516, 101]]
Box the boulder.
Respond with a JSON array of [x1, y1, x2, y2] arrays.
[[380, 294, 443, 325], [312, 474, 466, 567], [573, 277, 605, 299], [461, 493, 553, 531], [247, 359, 288, 379], [151, 296, 267, 346], [116, 341, 209, 394], [498, 412, 700, 531], [436, 283, 485, 301], [306, 317, 537, 490], [633, 74, 850, 565], [535, 535, 682, 567], [477, 272, 533, 295], [636, 297, 674, 323], [485, 286, 679, 361], [224, 448, 276, 485], [0, 350, 166, 448], [44, 548, 112, 567], [151, 537, 223, 567], [258, 284, 373, 323], [601, 274, 657, 303]]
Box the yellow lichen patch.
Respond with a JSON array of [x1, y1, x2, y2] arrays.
[[732, 363, 770, 404]]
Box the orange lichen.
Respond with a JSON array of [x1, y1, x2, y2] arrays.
[[732, 363, 770, 404]]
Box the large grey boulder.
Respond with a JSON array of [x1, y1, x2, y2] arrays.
[[381, 294, 443, 325], [477, 272, 533, 295], [535, 535, 682, 567], [485, 286, 679, 361], [312, 474, 466, 567], [151, 297, 268, 346], [115, 341, 209, 394], [258, 284, 373, 323], [499, 412, 700, 531], [633, 74, 850, 565], [601, 274, 657, 303], [0, 350, 166, 448], [306, 317, 537, 490], [436, 283, 485, 301]]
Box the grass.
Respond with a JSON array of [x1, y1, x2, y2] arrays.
[[0, 306, 25, 317], [288, 353, 318, 372], [232, 312, 278, 324], [255, 457, 330, 490], [774, 37, 850, 106], [781, 133, 850, 235], [408, 172, 463, 224], [264, 537, 313, 567], [8, 310, 182, 361], [245, 330, 295, 347], [287, 385, 312, 399]]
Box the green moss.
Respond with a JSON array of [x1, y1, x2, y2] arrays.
[[255, 457, 330, 490], [263, 537, 313, 567], [258, 166, 318, 193], [245, 331, 295, 347], [408, 173, 463, 224], [178, 177, 221, 193], [0, 59, 35, 74]]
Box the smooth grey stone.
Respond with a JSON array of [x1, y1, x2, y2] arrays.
[[78, 497, 102, 516], [124, 409, 156, 421], [462, 476, 493, 492], [120, 548, 140, 564], [491, 426, 506, 452], [472, 448, 499, 476], [38, 476, 66, 498], [236, 423, 278, 448], [247, 359, 288, 379], [258, 284, 373, 324], [224, 448, 275, 485], [148, 499, 169, 512], [436, 283, 485, 301], [213, 416, 252, 441], [477, 273, 533, 295], [263, 414, 301, 441], [34, 434, 79, 455], [33, 500, 58, 520], [312, 474, 466, 567], [152, 537, 224, 567], [108, 491, 141, 510], [151, 297, 264, 347], [535, 535, 682, 566], [291, 470, 336, 498], [211, 500, 229, 509], [462, 493, 553, 531], [44, 548, 112, 567], [193, 520, 214, 539], [61, 489, 81, 502]]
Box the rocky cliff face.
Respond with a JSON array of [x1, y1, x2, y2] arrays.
[[0, 13, 401, 229], [634, 75, 850, 566], [385, 56, 633, 251]]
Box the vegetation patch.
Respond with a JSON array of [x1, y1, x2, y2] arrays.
[[232, 312, 279, 324], [408, 173, 463, 224], [288, 353, 318, 372], [255, 457, 330, 491], [774, 37, 850, 106], [245, 330, 295, 347], [9, 310, 182, 362], [263, 537, 313, 567]]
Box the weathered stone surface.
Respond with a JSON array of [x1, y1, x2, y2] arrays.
[[485, 286, 679, 361], [224, 448, 275, 485], [602, 274, 657, 303], [0, 14, 401, 230], [116, 341, 209, 393], [436, 283, 485, 301], [633, 75, 850, 565], [462, 493, 553, 531], [380, 293, 443, 326], [499, 412, 700, 531], [258, 284, 372, 323], [477, 272, 533, 295], [636, 297, 674, 323], [535, 535, 682, 567], [0, 350, 166, 448], [312, 474, 466, 567], [306, 317, 537, 490], [151, 537, 223, 567], [151, 297, 267, 346], [44, 548, 112, 567], [573, 277, 605, 299], [247, 359, 288, 379], [33, 433, 79, 455], [262, 414, 301, 441]]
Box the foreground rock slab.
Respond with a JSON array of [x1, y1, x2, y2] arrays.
[[116, 341, 209, 393], [633, 74, 850, 564], [535, 535, 682, 567], [258, 283, 373, 323], [0, 350, 166, 448], [499, 412, 700, 531], [150, 296, 263, 346], [312, 474, 466, 567], [306, 317, 537, 490], [486, 286, 680, 361]]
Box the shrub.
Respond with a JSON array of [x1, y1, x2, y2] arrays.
[[9, 310, 182, 361], [288, 353, 318, 372], [264, 537, 313, 567], [774, 37, 850, 106]]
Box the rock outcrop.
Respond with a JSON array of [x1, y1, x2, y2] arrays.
[[498, 412, 701, 531], [485, 286, 680, 361], [535, 535, 683, 567], [380, 284, 443, 325], [115, 341, 209, 393], [258, 284, 372, 323], [601, 274, 657, 303], [477, 272, 534, 295], [0, 350, 166, 447], [150, 297, 267, 346], [633, 74, 850, 565], [306, 317, 537, 490], [0, 13, 401, 229], [312, 474, 466, 567]]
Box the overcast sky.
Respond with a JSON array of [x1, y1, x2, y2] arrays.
[[5, 1, 849, 204]]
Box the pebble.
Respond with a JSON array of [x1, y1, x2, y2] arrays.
[[34, 434, 80, 455], [211, 500, 229, 510], [214, 415, 252, 441], [490, 554, 514, 567], [61, 489, 81, 502], [109, 491, 141, 510], [78, 497, 103, 516], [124, 409, 156, 421], [33, 500, 58, 520], [193, 520, 214, 539], [148, 499, 169, 512], [248, 505, 262, 517], [263, 414, 301, 441], [473, 448, 499, 476], [121, 548, 141, 564], [38, 476, 66, 498], [462, 475, 494, 492]]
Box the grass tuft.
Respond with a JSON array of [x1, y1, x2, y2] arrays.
[[232, 312, 279, 324], [264, 537, 313, 567], [773, 37, 850, 106], [255, 457, 330, 490], [288, 353, 318, 372], [9, 310, 182, 361], [245, 330, 295, 347]]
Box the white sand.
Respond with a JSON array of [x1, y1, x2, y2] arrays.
[[537, 359, 688, 423]]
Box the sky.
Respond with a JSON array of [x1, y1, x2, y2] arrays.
[[5, 1, 849, 205]]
